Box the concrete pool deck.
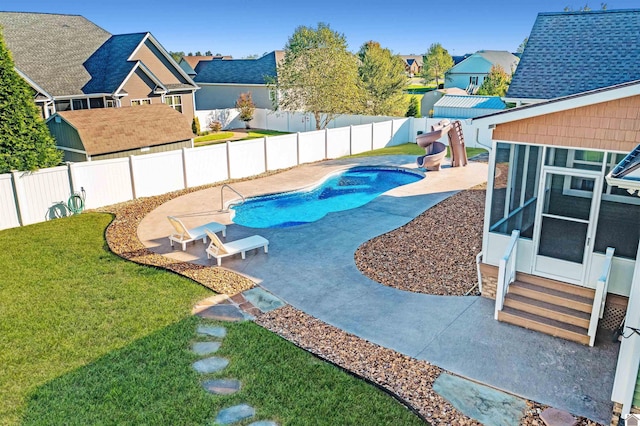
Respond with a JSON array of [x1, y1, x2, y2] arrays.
[[138, 155, 619, 424]]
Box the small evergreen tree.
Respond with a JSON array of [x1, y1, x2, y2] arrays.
[[405, 96, 420, 117], [235, 92, 255, 129], [191, 116, 200, 134], [0, 29, 61, 173]]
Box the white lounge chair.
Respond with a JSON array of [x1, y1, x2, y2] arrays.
[[167, 216, 226, 251], [205, 229, 269, 266]]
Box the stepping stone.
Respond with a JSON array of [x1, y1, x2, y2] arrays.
[[196, 325, 227, 338], [215, 404, 255, 424], [202, 378, 241, 395], [433, 373, 527, 426], [242, 287, 285, 313], [197, 304, 246, 322], [191, 341, 221, 355], [540, 408, 577, 426], [248, 421, 278, 426], [192, 357, 229, 374]]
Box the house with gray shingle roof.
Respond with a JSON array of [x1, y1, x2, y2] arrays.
[[400, 55, 423, 76], [444, 50, 519, 94], [505, 9, 640, 105], [0, 12, 198, 124], [192, 51, 280, 111]]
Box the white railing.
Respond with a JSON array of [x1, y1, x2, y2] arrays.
[[588, 247, 615, 346], [494, 229, 520, 320]]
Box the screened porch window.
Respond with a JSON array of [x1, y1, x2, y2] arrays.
[[489, 143, 541, 239]]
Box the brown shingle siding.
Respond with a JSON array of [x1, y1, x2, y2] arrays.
[[493, 95, 640, 152]]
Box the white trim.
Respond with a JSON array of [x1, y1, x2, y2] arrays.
[[502, 97, 547, 106], [52, 94, 111, 100], [56, 146, 87, 155], [113, 61, 166, 96], [475, 81, 640, 126]]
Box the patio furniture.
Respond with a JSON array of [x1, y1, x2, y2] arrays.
[[205, 229, 269, 266], [167, 216, 226, 251]]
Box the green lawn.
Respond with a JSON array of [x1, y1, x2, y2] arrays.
[[194, 131, 235, 145], [0, 214, 423, 425], [347, 142, 487, 159], [243, 129, 289, 139], [195, 130, 290, 147]]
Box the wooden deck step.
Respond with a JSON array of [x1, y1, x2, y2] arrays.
[[498, 307, 590, 345], [515, 273, 596, 299], [508, 281, 593, 313], [503, 293, 590, 329]]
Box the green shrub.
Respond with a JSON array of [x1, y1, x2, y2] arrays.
[[191, 116, 200, 134], [208, 121, 222, 132]]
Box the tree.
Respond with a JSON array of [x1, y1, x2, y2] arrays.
[[564, 3, 606, 11], [235, 92, 256, 129], [0, 30, 61, 173], [405, 96, 419, 117], [194, 51, 202, 56], [205, 50, 212, 56], [268, 23, 364, 130], [421, 43, 454, 88], [476, 65, 511, 97], [357, 41, 407, 116], [516, 38, 528, 55], [169, 51, 185, 62]]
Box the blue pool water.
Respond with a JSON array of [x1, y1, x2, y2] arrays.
[[230, 166, 424, 228]]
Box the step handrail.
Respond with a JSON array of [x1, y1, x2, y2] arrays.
[[219, 184, 245, 212], [495, 229, 520, 320], [588, 247, 615, 346]]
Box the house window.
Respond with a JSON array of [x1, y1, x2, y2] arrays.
[[489, 143, 541, 239], [131, 98, 151, 106], [54, 100, 71, 111], [72, 99, 88, 110], [164, 95, 183, 113], [470, 76, 479, 85], [89, 98, 104, 109], [106, 99, 117, 108]]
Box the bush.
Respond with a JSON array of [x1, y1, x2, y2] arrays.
[[208, 121, 222, 132], [405, 96, 419, 117], [191, 116, 200, 134]]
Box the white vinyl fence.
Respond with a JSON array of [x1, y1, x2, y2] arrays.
[[0, 117, 422, 231]]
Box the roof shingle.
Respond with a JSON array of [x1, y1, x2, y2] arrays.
[[55, 104, 194, 155], [193, 51, 278, 84], [507, 9, 640, 100]]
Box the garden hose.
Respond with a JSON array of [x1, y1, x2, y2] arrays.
[[67, 188, 86, 215]]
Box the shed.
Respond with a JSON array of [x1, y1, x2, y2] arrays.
[[433, 94, 505, 119], [47, 104, 195, 162]]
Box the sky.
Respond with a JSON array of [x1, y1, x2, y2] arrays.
[[3, 0, 640, 58]]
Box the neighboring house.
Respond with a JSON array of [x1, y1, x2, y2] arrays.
[[400, 55, 423, 76], [47, 104, 194, 162], [432, 94, 505, 119], [420, 87, 467, 117], [179, 55, 233, 77], [472, 80, 640, 423], [192, 51, 280, 110], [0, 12, 198, 123], [444, 50, 519, 94], [505, 9, 640, 105]]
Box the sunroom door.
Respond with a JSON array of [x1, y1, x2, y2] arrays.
[[532, 167, 602, 284]]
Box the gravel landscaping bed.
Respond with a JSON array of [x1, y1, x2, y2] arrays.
[[100, 159, 601, 426]]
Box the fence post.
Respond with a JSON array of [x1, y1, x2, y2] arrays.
[[324, 128, 328, 160], [371, 122, 375, 151], [182, 147, 189, 189], [263, 137, 268, 171], [390, 119, 395, 146], [296, 132, 301, 165], [226, 141, 232, 180], [349, 125, 353, 156], [10, 171, 25, 226], [128, 155, 137, 199]]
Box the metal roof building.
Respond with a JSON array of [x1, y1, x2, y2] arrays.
[[433, 95, 506, 119]]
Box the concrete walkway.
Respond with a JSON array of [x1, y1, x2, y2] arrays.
[[138, 156, 619, 424]]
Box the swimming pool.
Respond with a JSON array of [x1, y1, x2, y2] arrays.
[[230, 166, 424, 228]]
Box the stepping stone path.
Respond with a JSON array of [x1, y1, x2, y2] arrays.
[[540, 408, 578, 426], [191, 288, 283, 425], [191, 341, 221, 355], [215, 403, 255, 424], [196, 325, 227, 338], [202, 378, 241, 395], [433, 373, 527, 426]]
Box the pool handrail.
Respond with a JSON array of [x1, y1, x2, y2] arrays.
[[219, 184, 245, 212]]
